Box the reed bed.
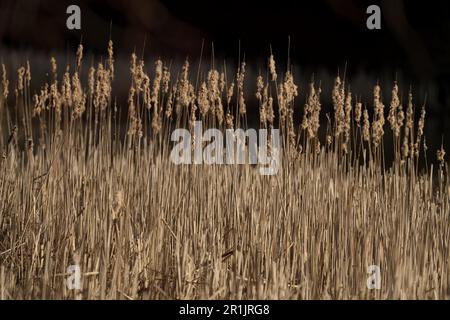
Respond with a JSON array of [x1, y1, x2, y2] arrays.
[[0, 43, 449, 299]]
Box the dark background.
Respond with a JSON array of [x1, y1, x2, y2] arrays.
[[0, 0, 449, 152]]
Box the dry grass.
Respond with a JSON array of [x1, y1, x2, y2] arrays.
[[0, 43, 449, 299]]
